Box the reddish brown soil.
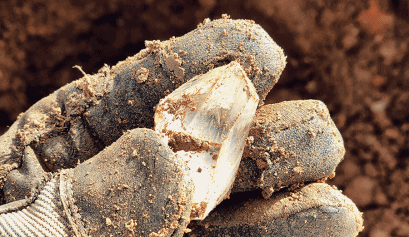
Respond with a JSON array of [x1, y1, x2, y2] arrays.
[[1, 0, 408, 236]]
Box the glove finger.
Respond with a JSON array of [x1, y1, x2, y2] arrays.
[[187, 183, 364, 237], [67, 128, 192, 236], [232, 100, 345, 198]]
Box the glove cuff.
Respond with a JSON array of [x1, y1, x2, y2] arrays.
[[60, 168, 87, 237], [0, 174, 72, 236]]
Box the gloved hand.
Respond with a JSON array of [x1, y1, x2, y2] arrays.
[[0, 17, 363, 236]]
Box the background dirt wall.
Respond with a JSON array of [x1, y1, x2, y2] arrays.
[[1, 0, 409, 236]]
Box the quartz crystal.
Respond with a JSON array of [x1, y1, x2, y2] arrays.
[[154, 61, 259, 220]]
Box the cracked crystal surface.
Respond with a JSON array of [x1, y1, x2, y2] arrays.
[[154, 61, 259, 220]]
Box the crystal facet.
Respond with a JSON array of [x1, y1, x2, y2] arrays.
[[154, 62, 259, 220]]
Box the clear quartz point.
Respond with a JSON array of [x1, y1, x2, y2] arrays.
[[154, 61, 259, 220]]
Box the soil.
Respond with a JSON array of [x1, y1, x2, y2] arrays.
[[1, 0, 408, 236]]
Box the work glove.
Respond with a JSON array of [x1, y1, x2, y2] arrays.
[[0, 17, 363, 236]]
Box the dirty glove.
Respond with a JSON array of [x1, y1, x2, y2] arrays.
[[0, 17, 363, 236]]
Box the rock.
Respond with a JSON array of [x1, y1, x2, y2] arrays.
[[155, 62, 259, 220]]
